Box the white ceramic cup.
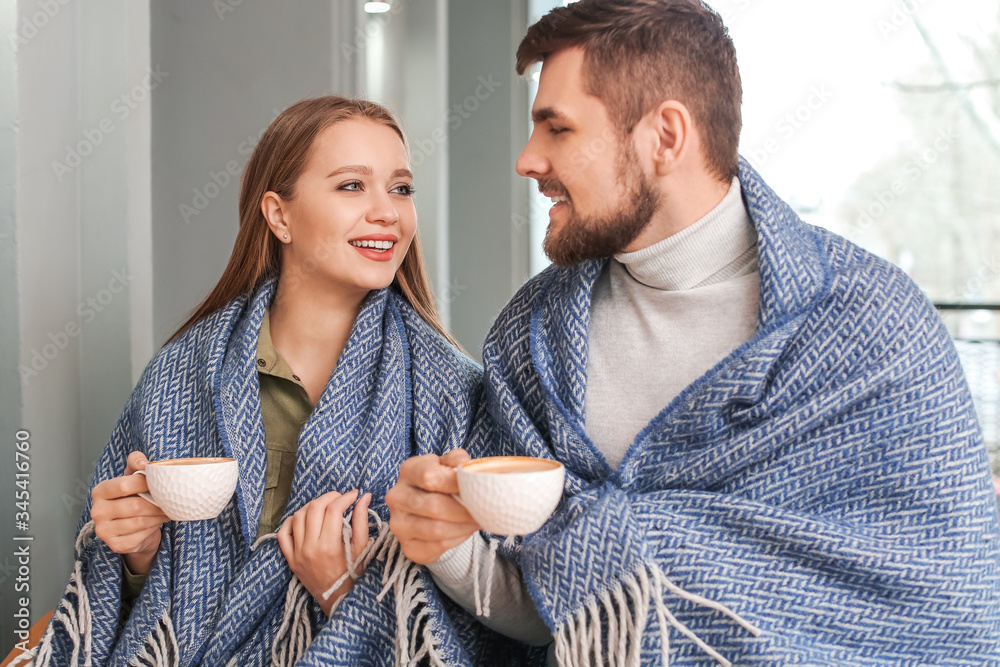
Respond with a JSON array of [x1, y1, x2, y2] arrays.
[[133, 456, 238, 521], [455, 456, 565, 535]]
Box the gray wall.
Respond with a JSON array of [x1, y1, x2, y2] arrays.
[[448, 0, 531, 358]]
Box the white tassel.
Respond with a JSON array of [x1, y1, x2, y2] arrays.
[[470, 536, 501, 618], [126, 612, 179, 666], [552, 563, 762, 667]]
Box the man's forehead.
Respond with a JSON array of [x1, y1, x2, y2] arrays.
[[531, 47, 601, 121]]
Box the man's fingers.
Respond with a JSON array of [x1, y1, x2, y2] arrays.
[[398, 485, 474, 523], [390, 511, 479, 544], [399, 455, 461, 496], [400, 535, 474, 566]]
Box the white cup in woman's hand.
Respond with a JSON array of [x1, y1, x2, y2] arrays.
[[133, 456, 238, 521]]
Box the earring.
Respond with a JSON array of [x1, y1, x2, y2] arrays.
[[283, 234, 289, 241]]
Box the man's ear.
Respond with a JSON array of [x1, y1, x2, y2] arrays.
[[647, 100, 692, 177], [261, 192, 291, 244]]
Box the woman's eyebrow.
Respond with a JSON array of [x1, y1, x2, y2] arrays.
[[326, 165, 413, 180], [327, 164, 373, 178]]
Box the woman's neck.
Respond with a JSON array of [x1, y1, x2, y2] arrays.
[[267, 275, 369, 405]]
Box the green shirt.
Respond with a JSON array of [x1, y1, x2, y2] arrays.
[[123, 308, 313, 600]]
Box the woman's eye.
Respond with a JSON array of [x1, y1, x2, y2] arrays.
[[339, 181, 363, 191], [392, 184, 416, 196]]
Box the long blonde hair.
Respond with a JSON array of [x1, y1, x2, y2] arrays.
[[169, 96, 456, 347]]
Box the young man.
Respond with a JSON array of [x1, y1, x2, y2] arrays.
[[386, 1, 1000, 664]]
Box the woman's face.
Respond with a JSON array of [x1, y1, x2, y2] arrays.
[[276, 118, 417, 297]]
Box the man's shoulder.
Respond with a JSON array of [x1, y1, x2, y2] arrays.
[[813, 226, 933, 311], [492, 262, 592, 332]]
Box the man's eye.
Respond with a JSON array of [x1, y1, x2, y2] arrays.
[[549, 127, 569, 135]]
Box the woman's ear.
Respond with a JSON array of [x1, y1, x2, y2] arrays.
[[261, 192, 292, 244]]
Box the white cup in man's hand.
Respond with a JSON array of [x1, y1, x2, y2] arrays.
[[133, 456, 238, 521], [455, 456, 565, 536]]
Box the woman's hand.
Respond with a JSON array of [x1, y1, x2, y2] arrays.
[[91, 451, 170, 575], [277, 489, 372, 617]]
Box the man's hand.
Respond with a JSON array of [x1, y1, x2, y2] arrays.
[[91, 451, 170, 575], [385, 449, 481, 565], [277, 489, 371, 617]]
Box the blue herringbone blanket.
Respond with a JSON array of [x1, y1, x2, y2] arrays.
[[475, 160, 1000, 665], [24, 280, 534, 666]]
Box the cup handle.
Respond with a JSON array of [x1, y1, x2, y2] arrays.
[[132, 470, 159, 507]]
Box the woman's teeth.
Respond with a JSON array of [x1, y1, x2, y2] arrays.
[[350, 240, 395, 252]]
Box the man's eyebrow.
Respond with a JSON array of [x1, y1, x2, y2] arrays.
[[531, 107, 567, 124], [327, 165, 373, 178]]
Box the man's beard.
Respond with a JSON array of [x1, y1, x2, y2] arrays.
[[541, 144, 661, 267]]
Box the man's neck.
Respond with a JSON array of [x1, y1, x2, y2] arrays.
[[623, 173, 732, 253]]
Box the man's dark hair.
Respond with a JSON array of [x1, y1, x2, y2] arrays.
[[517, 0, 742, 182]]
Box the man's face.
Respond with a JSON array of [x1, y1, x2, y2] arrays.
[[516, 47, 660, 266]]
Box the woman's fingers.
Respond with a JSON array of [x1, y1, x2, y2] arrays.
[[277, 515, 293, 560], [124, 451, 150, 476], [350, 493, 372, 562], [291, 501, 309, 555]]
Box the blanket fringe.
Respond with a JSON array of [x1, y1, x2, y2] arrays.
[[552, 563, 761, 667], [16, 522, 179, 667], [127, 613, 179, 667], [374, 528, 448, 667], [471, 536, 500, 618], [14, 522, 98, 666]]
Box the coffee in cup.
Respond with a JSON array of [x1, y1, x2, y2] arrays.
[[455, 456, 564, 535], [133, 456, 238, 521]]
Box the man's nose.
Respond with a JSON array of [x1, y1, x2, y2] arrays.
[[516, 131, 549, 179]]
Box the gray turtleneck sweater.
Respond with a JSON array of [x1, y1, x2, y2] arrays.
[[427, 177, 759, 647]]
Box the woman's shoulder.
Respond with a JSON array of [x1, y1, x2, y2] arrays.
[[137, 294, 250, 396]]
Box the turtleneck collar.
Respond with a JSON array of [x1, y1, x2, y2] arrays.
[[613, 177, 757, 291]]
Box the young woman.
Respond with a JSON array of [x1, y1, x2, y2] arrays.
[[21, 97, 533, 667]]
